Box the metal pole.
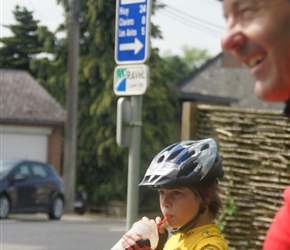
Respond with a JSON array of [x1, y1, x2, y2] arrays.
[[126, 95, 142, 230]]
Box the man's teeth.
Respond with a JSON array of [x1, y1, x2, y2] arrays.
[[247, 54, 266, 67]]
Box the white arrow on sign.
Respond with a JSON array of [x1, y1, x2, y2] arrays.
[[119, 38, 144, 55]]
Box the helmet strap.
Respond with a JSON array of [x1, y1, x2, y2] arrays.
[[171, 202, 207, 235]]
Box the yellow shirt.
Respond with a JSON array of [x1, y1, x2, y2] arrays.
[[163, 224, 228, 250]]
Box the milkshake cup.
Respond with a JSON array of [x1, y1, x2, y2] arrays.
[[110, 219, 159, 250]]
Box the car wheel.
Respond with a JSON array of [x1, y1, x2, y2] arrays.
[[0, 195, 10, 219], [48, 196, 64, 220]]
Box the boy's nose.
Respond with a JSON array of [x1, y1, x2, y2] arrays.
[[160, 195, 171, 208]]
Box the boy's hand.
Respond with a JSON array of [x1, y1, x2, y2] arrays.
[[122, 216, 159, 250], [125, 239, 152, 250], [155, 216, 168, 234]]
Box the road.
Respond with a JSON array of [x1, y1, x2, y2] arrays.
[[0, 213, 126, 250]]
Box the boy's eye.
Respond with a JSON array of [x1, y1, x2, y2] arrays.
[[172, 191, 181, 196]]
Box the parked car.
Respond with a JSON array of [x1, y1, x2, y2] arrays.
[[74, 190, 88, 215], [0, 159, 65, 220]]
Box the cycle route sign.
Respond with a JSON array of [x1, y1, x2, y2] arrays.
[[115, 0, 152, 64], [114, 64, 149, 96]]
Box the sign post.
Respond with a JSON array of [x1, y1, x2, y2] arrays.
[[115, 0, 152, 230], [126, 95, 142, 230]]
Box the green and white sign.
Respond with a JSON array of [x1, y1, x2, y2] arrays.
[[114, 64, 149, 96]]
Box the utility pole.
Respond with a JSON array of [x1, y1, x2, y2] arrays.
[[63, 0, 80, 213]]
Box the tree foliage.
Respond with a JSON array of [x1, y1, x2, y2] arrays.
[[53, 0, 180, 206], [0, 6, 56, 71], [162, 45, 212, 85]]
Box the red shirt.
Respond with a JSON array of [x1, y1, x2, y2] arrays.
[[263, 186, 290, 250]]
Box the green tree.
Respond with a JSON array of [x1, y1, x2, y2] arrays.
[[30, 35, 68, 106], [180, 45, 211, 71], [0, 5, 56, 71], [162, 46, 212, 85]]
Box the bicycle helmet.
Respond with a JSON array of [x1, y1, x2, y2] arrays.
[[139, 138, 224, 188]]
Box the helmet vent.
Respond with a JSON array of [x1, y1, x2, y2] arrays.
[[201, 144, 209, 151], [183, 150, 196, 161], [167, 149, 183, 160], [157, 155, 165, 163], [149, 175, 160, 183], [178, 162, 198, 177]]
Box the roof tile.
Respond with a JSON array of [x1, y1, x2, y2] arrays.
[[0, 69, 66, 124]]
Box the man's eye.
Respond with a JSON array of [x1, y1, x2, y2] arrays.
[[172, 191, 181, 195], [241, 7, 254, 14], [239, 6, 257, 20]]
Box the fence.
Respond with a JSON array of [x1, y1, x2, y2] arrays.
[[195, 105, 290, 250]]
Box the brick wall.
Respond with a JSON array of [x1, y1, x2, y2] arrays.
[[47, 126, 63, 175]]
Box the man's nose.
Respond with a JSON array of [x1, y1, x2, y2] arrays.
[[221, 20, 246, 51]]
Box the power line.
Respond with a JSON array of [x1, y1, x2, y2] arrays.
[[195, 0, 223, 7], [157, 0, 224, 31], [157, 1, 223, 32], [159, 10, 220, 38], [158, 7, 222, 38], [160, 8, 221, 37]]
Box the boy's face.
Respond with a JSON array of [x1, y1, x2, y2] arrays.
[[158, 187, 202, 228], [221, 0, 290, 102]]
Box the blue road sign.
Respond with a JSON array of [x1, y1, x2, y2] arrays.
[[115, 0, 152, 64]]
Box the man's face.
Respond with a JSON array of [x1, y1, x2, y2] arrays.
[[221, 0, 290, 102]]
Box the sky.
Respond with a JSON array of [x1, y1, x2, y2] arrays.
[[0, 0, 225, 57]]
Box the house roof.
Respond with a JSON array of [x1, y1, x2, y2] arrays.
[[0, 69, 66, 125], [174, 52, 284, 111]]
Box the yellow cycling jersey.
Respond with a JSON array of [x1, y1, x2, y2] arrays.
[[163, 224, 228, 250]]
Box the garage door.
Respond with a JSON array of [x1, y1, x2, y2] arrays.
[[0, 126, 52, 162]]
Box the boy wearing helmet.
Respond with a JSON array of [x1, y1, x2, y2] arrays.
[[121, 138, 228, 250]]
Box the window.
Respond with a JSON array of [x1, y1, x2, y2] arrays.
[[14, 165, 32, 179], [31, 164, 49, 178]]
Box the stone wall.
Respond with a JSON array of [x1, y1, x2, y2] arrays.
[[195, 105, 290, 250]]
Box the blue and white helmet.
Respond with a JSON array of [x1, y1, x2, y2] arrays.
[[139, 138, 224, 188]]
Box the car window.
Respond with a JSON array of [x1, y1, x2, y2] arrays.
[[14, 164, 32, 179], [31, 164, 49, 178], [0, 159, 19, 175]]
